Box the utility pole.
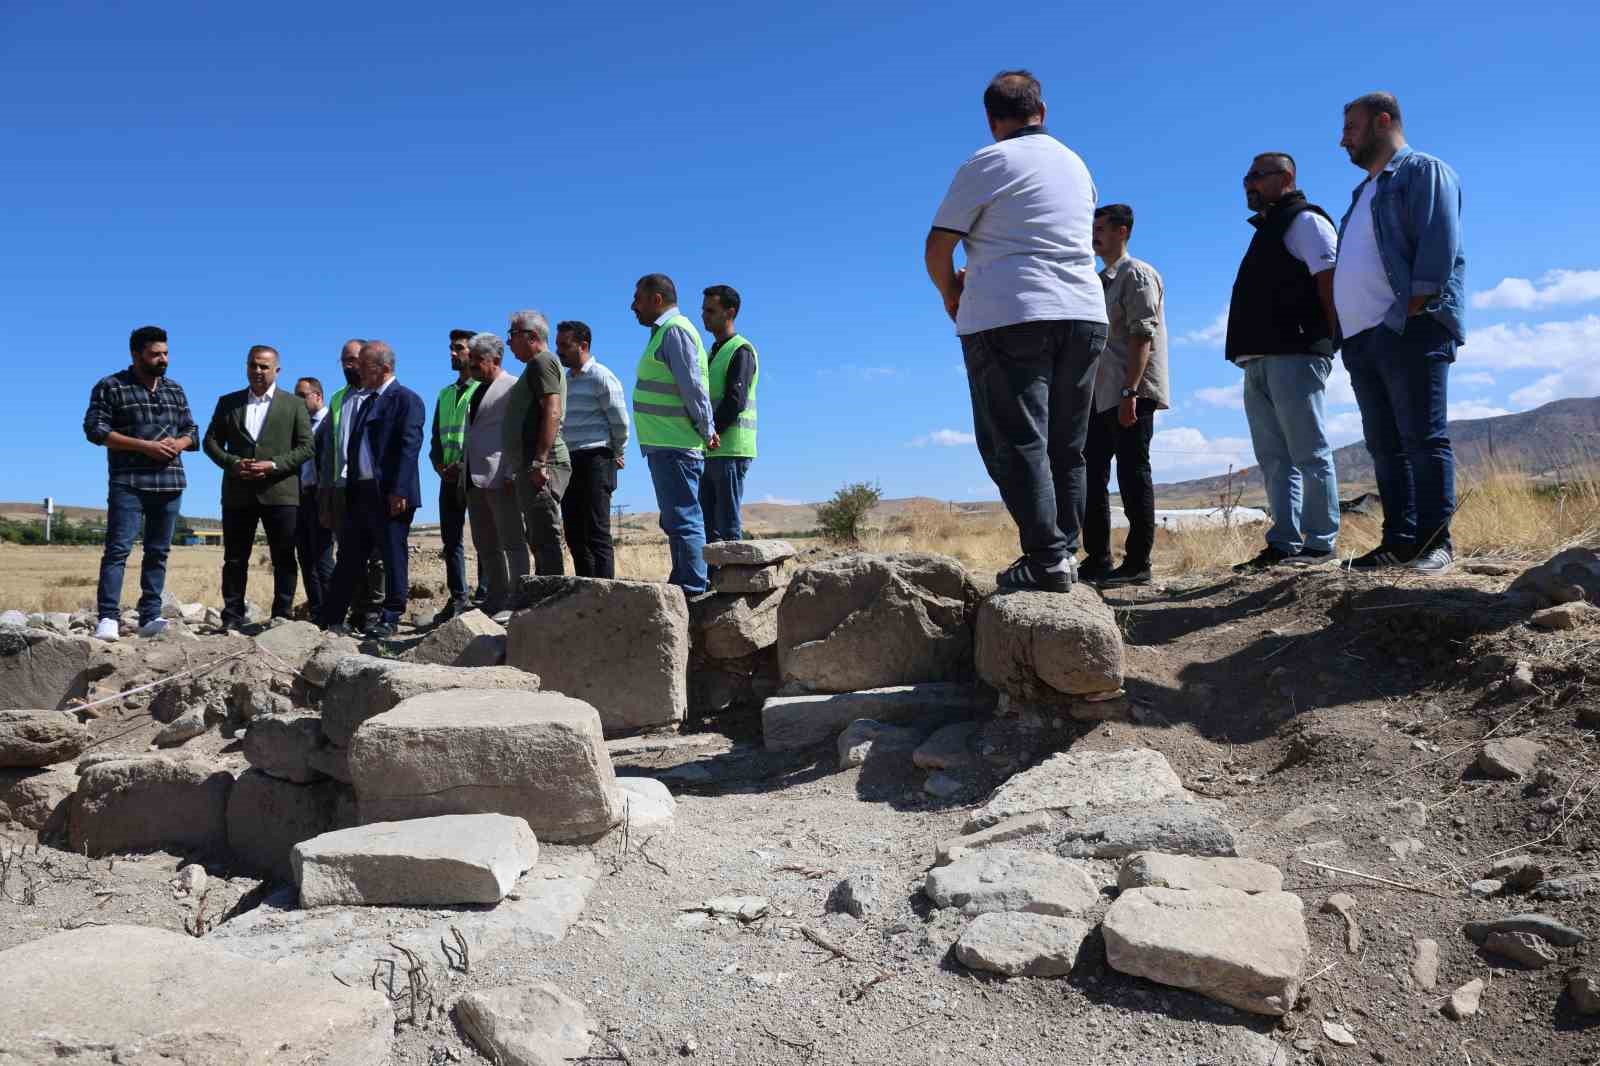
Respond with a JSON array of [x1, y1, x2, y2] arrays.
[[43, 497, 53, 544]]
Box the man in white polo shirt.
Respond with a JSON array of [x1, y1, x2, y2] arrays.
[[925, 69, 1109, 592]]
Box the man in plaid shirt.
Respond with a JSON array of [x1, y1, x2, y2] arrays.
[[81, 325, 199, 641]]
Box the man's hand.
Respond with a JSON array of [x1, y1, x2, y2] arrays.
[[431, 460, 446, 477], [524, 465, 550, 493], [942, 268, 966, 323], [706, 432, 721, 452], [387, 494, 407, 517], [614, 455, 626, 470], [442, 462, 460, 482], [1406, 293, 1430, 317], [145, 438, 181, 461], [1118, 395, 1138, 429]]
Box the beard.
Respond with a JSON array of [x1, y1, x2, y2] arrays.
[[144, 361, 167, 378], [343, 367, 361, 387]]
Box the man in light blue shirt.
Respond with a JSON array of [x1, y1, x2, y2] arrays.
[[292, 376, 335, 619], [556, 319, 629, 578]]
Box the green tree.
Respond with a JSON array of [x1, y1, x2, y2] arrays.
[[815, 481, 881, 544]]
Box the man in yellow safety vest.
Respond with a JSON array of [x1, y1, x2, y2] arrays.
[[429, 329, 483, 620], [698, 284, 758, 546]]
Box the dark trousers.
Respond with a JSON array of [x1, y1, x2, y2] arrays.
[[320, 481, 414, 626], [96, 484, 182, 624], [561, 448, 617, 578], [439, 479, 472, 602], [323, 485, 386, 624], [961, 319, 1108, 563], [295, 487, 335, 619], [699, 456, 752, 545], [221, 501, 299, 622], [1342, 317, 1457, 551], [1083, 399, 1158, 570]]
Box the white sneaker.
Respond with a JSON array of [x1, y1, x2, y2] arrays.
[[94, 618, 120, 642], [137, 617, 170, 638]]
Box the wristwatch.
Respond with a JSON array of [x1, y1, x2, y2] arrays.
[[1120, 387, 1137, 399]]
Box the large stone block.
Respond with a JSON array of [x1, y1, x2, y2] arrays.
[[0, 624, 112, 712], [350, 689, 620, 842], [762, 683, 992, 752], [508, 576, 688, 734], [1103, 887, 1309, 1016], [967, 747, 1193, 831], [1118, 853, 1283, 894], [293, 813, 538, 907], [704, 539, 796, 566], [0, 924, 392, 1063], [319, 653, 541, 746], [924, 848, 1099, 916], [301, 632, 362, 688], [457, 983, 596, 1066], [0, 766, 76, 833], [777, 553, 981, 693], [251, 620, 328, 672], [242, 713, 325, 783], [975, 587, 1124, 701], [954, 912, 1092, 977], [691, 590, 782, 660], [67, 754, 233, 856], [0, 709, 91, 768], [226, 769, 349, 881], [713, 560, 793, 593], [406, 609, 507, 667]]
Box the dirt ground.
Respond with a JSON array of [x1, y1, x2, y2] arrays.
[[3, 558, 1599, 1066]]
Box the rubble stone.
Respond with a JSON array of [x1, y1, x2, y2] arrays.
[[320, 653, 541, 746], [456, 982, 596, 1066], [1504, 547, 1600, 608], [406, 609, 506, 667], [1055, 803, 1237, 859], [1442, 978, 1484, 1020], [924, 848, 1099, 916], [704, 539, 796, 566], [1462, 913, 1585, 947], [1411, 938, 1440, 991], [152, 708, 208, 748], [226, 769, 348, 880], [934, 812, 1055, 867], [691, 589, 782, 660], [954, 912, 1091, 977], [251, 620, 326, 672], [836, 718, 925, 767], [974, 586, 1124, 701], [762, 683, 991, 752], [913, 720, 980, 770], [68, 754, 232, 856], [1117, 853, 1282, 894], [242, 713, 325, 783], [1483, 930, 1558, 969], [293, 813, 538, 907], [713, 560, 792, 593], [1478, 737, 1544, 779], [967, 747, 1192, 831], [0, 709, 91, 767], [0, 765, 76, 832], [0, 624, 111, 711]]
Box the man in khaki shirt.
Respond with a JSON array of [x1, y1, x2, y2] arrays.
[[1083, 203, 1170, 587]]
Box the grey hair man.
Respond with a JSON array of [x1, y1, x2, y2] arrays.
[[925, 69, 1108, 593], [1228, 151, 1342, 572], [461, 332, 530, 613], [504, 309, 571, 575]]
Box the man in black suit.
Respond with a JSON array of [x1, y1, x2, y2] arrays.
[[292, 375, 336, 619], [203, 345, 315, 628], [318, 340, 425, 638]]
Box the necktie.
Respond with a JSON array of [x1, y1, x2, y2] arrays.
[[346, 392, 373, 480]]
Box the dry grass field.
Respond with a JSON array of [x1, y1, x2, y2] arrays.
[[3, 464, 1596, 614]]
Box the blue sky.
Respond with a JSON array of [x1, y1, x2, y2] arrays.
[[3, 1, 1597, 521]]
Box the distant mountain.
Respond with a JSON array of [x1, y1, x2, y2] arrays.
[[1154, 395, 1600, 507]]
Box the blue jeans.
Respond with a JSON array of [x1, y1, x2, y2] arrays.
[[1241, 357, 1341, 553], [699, 457, 752, 545], [96, 483, 182, 624], [1342, 317, 1456, 550], [647, 450, 708, 594]]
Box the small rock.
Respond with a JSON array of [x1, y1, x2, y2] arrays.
[[923, 772, 965, 799], [934, 812, 1053, 866], [1385, 836, 1425, 861], [1505, 661, 1537, 695], [1469, 879, 1504, 898], [1387, 799, 1428, 828], [1569, 973, 1600, 1015], [836, 719, 924, 768], [1488, 855, 1546, 892], [150, 708, 209, 748], [1442, 978, 1485, 1021], [1478, 737, 1544, 780], [912, 721, 980, 771], [172, 863, 206, 897], [1483, 930, 1558, 969], [1463, 913, 1585, 947], [1410, 938, 1440, 991], [1531, 878, 1589, 901], [1531, 601, 1597, 630], [1320, 893, 1361, 953], [925, 848, 1099, 917], [833, 868, 881, 919], [700, 896, 768, 922], [953, 912, 1091, 977], [455, 983, 594, 1066], [1322, 1020, 1357, 1047]]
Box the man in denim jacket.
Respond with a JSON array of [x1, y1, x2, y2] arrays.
[[1333, 91, 1465, 575]]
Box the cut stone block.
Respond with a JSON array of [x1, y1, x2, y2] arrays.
[[508, 576, 688, 734], [1118, 853, 1283, 894], [67, 754, 233, 856], [713, 560, 793, 593], [0, 624, 112, 712], [252, 620, 328, 672], [457, 982, 596, 1066], [763, 683, 991, 752], [0, 709, 91, 768], [227, 769, 349, 881], [406, 609, 507, 667], [704, 539, 796, 565], [350, 688, 620, 842], [954, 912, 1092, 977], [975, 586, 1124, 701], [320, 653, 541, 746], [1054, 803, 1237, 859], [242, 713, 325, 783], [0, 765, 76, 832], [293, 813, 539, 907], [968, 747, 1192, 831], [691, 589, 782, 660], [924, 848, 1099, 916]]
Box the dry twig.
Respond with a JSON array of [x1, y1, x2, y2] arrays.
[[1297, 859, 1452, 899], [759, 1021, 817, 1062], [441, 925, 469, 973]]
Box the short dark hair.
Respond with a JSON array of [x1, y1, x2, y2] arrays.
[[295, 376, 324, 398], [1094, 203, 1135, 237], [702, 285, 741, 316], [449, 329, 476, 343], [636, 273, 678, 306], [1346, 91, 1402, 129], [1255, 151, 1296, 175], [246, 344, 279, 361], [129, 325, 166, 354], [983, 70, 1044, 123], [556, 320, 592, 347]]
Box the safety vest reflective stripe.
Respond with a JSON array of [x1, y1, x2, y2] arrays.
[[707, 333, 758, 459], [632, 314, 709, 451]]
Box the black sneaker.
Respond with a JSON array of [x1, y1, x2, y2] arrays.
[[1407, 544, 1455, 575], [432, 599, 469, 625], [1077, 557, 1115, 584], [1098, 563, 1153, 588], [1234, 546, 1294, 573], [364, 620, 398, 640], [1285, 548, 1336, 567], [996, 556, 1075, 593], [1347, 544, 1415, 570]]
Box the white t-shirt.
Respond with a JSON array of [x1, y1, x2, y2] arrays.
[[1235, 211, 1339, 363], [1333, 180, 1394, 339], [932, 130, 1107, 335]]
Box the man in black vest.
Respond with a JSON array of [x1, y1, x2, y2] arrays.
[[1227, 152, 1342, 570]]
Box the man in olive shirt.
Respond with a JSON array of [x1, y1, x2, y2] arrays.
[[504, 309, 570, 575]]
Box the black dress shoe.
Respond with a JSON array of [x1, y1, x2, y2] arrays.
[[364, 621, 398, 639]]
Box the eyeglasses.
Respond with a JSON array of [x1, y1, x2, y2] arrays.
[[507, 329, 534, 338], [1243, 168, 1287, 184], [449, 343, 469, 351]]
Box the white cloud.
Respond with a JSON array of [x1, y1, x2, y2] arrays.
[[1460, 314, 1600, 371], [1326, 365, 1357, 407], [1509, 367, 1600, 409], [1178, 308, 1229, 347], [1325, 410, 1366, 445], [828, 364, 902, 380], [909, 428, 977, 448], [1472, 269, 1600, 311], [1193, 383, 1243, 410], [1449, 401, 1511, 421], [759, 494, 803, 506], [1457, 371, 1496, 387], [1148, 426, 1254, 480]]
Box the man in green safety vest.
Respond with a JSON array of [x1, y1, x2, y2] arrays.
[[698, 284, 758, 546], [317, 337, 385, 628], [429, 329, 483, 621], [630, 272, 719, 595]]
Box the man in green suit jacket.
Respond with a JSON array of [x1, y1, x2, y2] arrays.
[[204, 345, 315, 628]]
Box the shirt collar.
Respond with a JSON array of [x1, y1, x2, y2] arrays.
[[310, 406, 327, 426], [1381, 144, 1414, 174], [1099, 253, 1132, 280], [247, 386, 276, 403], [1002, 123, 1049, 141], [653, 306, 680, 327]]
